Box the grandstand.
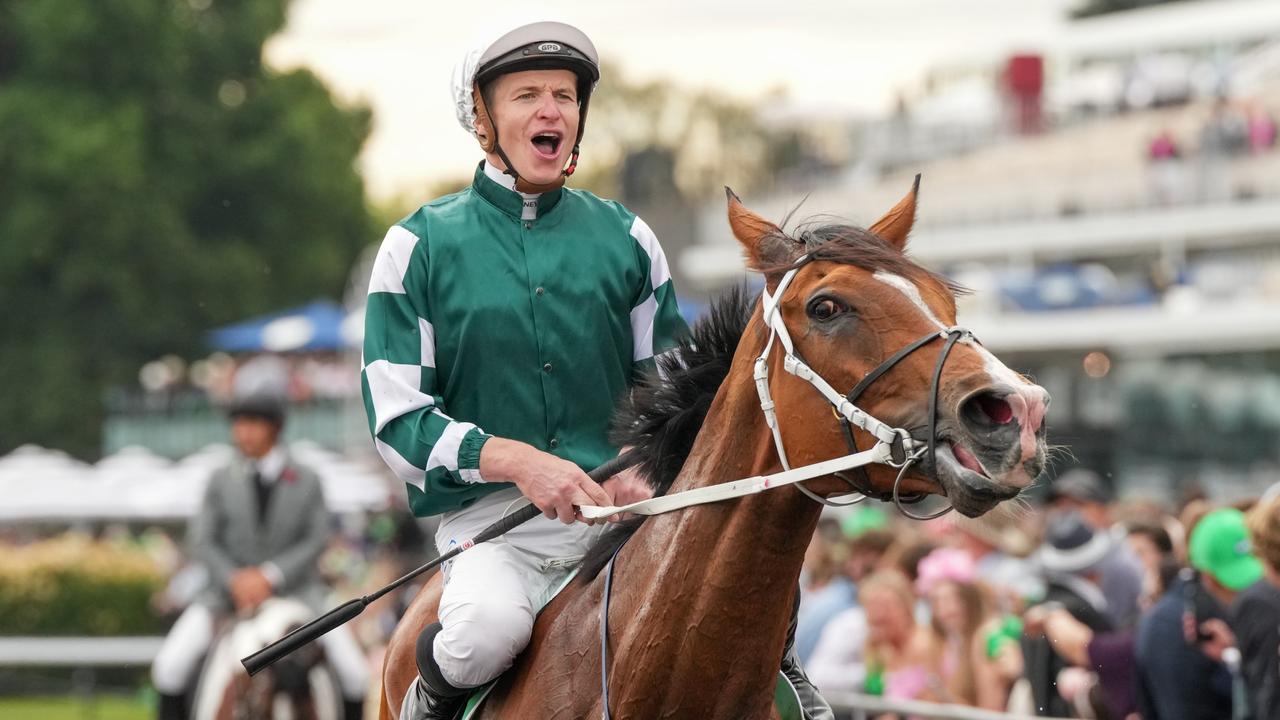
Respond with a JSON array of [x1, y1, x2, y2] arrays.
[[679, 0, 1280, 501]]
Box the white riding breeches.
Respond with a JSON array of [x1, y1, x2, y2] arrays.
[[432, 487, 604, 688], [151, 601, 369, 699]]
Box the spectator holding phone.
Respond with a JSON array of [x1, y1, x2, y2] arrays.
[[1194, 506, 1280, 720], [1134, 509, 1237, 720]]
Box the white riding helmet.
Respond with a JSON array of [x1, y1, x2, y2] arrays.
[[451, 21, 600, 192]]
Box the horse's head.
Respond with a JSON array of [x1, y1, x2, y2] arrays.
[[727, 181, 1049, 517]]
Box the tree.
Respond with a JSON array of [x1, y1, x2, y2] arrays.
[[0, 0, 374, 458], [579, 75, 778, 203]]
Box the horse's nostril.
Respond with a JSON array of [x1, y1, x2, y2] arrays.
[[963, 392, 1013, 427]]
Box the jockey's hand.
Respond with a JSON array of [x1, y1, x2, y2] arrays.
[[230, 567, 274, 612], [479, 437, 614, 525], [601, 462, 654, 522]]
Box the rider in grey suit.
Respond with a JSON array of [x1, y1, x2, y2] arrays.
[[151, 394, 368, 720], [187, 440, 330, 613]]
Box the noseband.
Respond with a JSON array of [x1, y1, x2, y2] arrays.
[[755, 255, 975, 520]]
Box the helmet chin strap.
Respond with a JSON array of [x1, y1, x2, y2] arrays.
[[472, 87, 586, 194]]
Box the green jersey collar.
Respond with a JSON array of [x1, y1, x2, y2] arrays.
[[472, 161, 563, 220]]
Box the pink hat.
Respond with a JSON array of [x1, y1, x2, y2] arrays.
[[915, 547, 977, 595]]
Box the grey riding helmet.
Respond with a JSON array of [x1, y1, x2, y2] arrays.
[[475, 21, 599, 100], [227, 393, 286, 428], [466, 22, 600, 181]]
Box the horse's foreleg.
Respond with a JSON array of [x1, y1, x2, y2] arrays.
[[380, 572, 445, 719]]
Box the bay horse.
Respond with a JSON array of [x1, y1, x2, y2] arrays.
[[378, 181, 1050, 719]]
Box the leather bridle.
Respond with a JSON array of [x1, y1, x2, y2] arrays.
[[754, 255, 977, 521]]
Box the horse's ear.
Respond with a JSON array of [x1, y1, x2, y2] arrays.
[[869, 174, 921, 252], [725, 187, 796, 271]]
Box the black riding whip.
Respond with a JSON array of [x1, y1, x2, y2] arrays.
[[241, 449, 639, 676]]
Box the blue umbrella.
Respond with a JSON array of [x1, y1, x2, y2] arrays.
[[207, 300, 350, 353]]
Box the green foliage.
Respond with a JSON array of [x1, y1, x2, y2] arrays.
[[0, 538, 166, 636], [0, 0, 374, 458], [581, 74, 776, 202]]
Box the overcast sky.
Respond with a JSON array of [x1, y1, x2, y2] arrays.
[[264, 0, 1076, 200]]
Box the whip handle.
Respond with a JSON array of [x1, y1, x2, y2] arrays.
[[242, 598, 364, 676]]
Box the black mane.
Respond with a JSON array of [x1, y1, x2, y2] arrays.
[[577, 285, 757, 581]]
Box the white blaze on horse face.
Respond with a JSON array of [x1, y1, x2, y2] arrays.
[[872, 271, 1023, 383], [872, 271, 946, 331], [974, 344, 1030, 392]]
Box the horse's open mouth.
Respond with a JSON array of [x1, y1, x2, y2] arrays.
[[931, 439, 1020, 516], [948, 439, 990, 479]]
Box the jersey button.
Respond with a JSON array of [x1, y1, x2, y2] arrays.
[[549, 437, 559, 449], [543, 363, 553, 373], [535, 286, 545, 296]]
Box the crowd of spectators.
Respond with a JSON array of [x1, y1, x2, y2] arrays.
[[797, 470, 1280, 719], [1146, 97, 1277, 206], [204, 353, 358, 405]]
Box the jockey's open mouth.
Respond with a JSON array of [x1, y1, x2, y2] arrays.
[[531, 131, 562, 159]]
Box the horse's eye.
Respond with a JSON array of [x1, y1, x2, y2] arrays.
[[807, 297, 843, 321]]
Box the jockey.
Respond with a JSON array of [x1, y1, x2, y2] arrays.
[[152, 390, 368, 720], [361, 20, 831, 720]]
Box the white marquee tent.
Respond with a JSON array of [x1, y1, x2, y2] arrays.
[[0, 442, 393, 522]]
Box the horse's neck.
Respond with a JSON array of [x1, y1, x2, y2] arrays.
[[609, 341, 822, 715]]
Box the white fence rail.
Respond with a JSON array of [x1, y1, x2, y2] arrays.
[[0, 640, 1075, 720], [827, 691, 1070, 720], [0, 637, 163, 666]]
